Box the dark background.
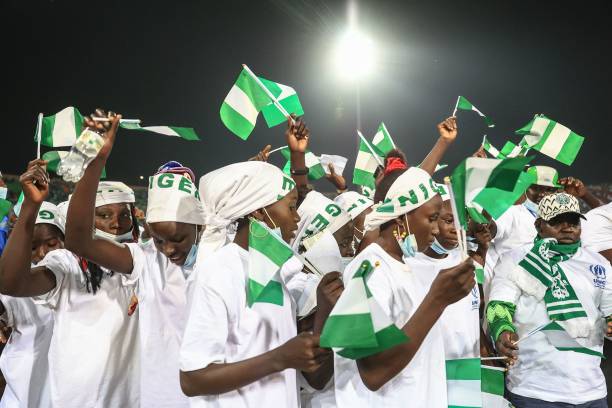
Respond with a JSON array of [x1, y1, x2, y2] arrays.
[[2, 0, 611, 187]]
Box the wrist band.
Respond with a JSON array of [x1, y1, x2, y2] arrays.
[[290, 168, 308, 176]]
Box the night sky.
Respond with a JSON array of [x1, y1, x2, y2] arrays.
[[3, 0, 611, 187]]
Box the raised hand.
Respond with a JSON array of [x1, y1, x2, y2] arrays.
[[472, 145, 487, 158], [437, 116, 458, 142], [559, 177, 587, 198], [286, 115, 309, 153], [325, 163, 346, 191], [248, 144, 272, 162], [429, 258, 475, 306], [273, 332, 327, 373], [82, 108, 122, 161], [495, 331, 519, 366], [19, 159, 49, 204]]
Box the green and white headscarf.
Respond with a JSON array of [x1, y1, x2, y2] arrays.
[[334, 191, 373, 220], [35, 201, 65, 234], [198, 161, 296, 257], [364, 167, 440, 232]]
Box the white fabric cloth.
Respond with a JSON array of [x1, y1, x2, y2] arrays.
[[292, 191, 351, 251], [582, 202, 612, 253], [405, 250, 480, 359], [128, 241, 189, 408], [299, 372, 335, 408], [34, 249, 140, 408], [334, 243, 447, 407], [35, 202, 65, 234], [146, 173, 204, 225], [197, 161, 296, 259], [180, 243, 299, 408], [489, 245, 612, 404], [0, 294, 53, 408], [364, 167, 439, 232], [334, 191, 373, 220], [96, 181, 135, 207]]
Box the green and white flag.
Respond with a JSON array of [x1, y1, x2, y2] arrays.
[[454, 96, 494, 128], [481, 365, 513, 407], [371, 122, 396, 157], [280, 148, 326, 180], [220, 68, 303, 140], [536, 321, 604, 357], [247, 219, 294, 307], [499, 141, 526, 158], [13, 192, 25, 217], [35, 107, 84, 147], [119, 122, 199, 141], [446, 358, 482, 408], [434, 163, 448, 173], [353, 137, 382, 189], [320, 260, 408, 359], [516, 115, 584, 165], [450, 156, 533, 228], [42, 150, 106, 179], [482, 136, 502, 158]]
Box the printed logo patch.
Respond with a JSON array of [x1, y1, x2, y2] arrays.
[[590, 264, 607, 289]]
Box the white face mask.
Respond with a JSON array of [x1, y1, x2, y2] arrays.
[[95, 228, 133, 243], [523, 197, 539, 214], [0, 187, 7, 200]]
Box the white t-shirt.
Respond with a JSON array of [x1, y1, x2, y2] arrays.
[[582, 202, 612, 253], [180, 243, 299, 408], [334, 244, 447, 408], [406, 250, 481, 359], [0, 294, 53, 408], [128, 241, 189, 408], [489, 245, 612, 404], [35, 249, 141, 408]]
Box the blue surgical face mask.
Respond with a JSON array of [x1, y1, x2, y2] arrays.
[[399, 233, 418, 258], [183, 226, 200, 269], [523, 197, 539, 214], [0, 187, 7, 200], [430, 238, 450, 255]]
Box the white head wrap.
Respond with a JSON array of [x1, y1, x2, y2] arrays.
[[146, 173, 204, 225], [35, 201, 65, 234], [56, 200, 69, 221], [292, 191, 351, 250], [364, 167, 440, 232], [198, 161, 296, 257], [334, 191, 373, 220], [96, 181, 135, 207], [434, 182, 451, 202]]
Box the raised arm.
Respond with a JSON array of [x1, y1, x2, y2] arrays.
[[419, 117, 457, 175], [286, 115, 310, 204], [64, 109, 133, 274], [559, 177, 604, 210], [0, 160, 56, 297]]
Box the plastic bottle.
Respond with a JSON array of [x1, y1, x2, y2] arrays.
[[57, 128, 105, 183]]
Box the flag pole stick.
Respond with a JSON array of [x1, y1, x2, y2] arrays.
[[444, 176, 468, 260], [268, 145, 288, 155], [36, 113, 43, 159], [481, 356, 509, 361], [357, 130, 384, 168], [452, 96, 460, 117], [512, 322, 548, 345], [382, 123, 397, 149], [242, 64, 295, 125], [92, 118, 141, 124]]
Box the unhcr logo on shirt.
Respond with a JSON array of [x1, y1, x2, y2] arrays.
[[590, 264, 606, 289]]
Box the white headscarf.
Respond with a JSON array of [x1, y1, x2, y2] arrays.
[[197, 161, 296, 257], [146, 173, 204, 225], [35, 201, 65, 234], [96, 181, 135, 207], [292, 191, 351, 250], [364, 167, 440, 232], [334, 191, 373, 220]]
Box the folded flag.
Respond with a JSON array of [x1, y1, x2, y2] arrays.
[[319, 154, 348, 176], [482, 136, 502, 158], [280, 148, 326, 180], [353, 136, 382, 189], [247, 219, 294, 307], [220, 68, 303, 140], [516, 115, 584, 165], [446, 358, 482, 408], [450, 156, 533, 228], [119, 122, 199, 141], [371, 123, 396, 157], [35, 107, 84, 148], [454, 96, 494, 128], [536, 321, 604, 357], [481, 365, 512, 407], [499, 141, 527, 158], [320, 260, 408, 359], [42, 150, 106, 179]]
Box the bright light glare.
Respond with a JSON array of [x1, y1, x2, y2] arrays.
[[333, 29, 377, 81]]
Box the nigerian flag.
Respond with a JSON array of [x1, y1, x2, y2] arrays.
[[247, 219, 294, 307], [371, 122, 396, 157], [320, 260, 408, 359], [516, 115, 584, 165], [119, 122, 199, 141], [35, 107, 84, 147], [454, 96, 494, 127], [450, 156, 533, 228], [280, 148, 326, 180], [481, 366, 512, 407], [446, 358, 482, 408], [482, 136, 502, 158], [538, 321, 604, 357], [220, 68, 303, 140], [499, 141, 527, 158], [353, 136, 381, 189], [43, 151, 106, 179]]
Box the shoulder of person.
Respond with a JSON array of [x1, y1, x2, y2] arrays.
[[576, 247, 612, 269], [193, 243, 247, 289], [343, 243, 396, 280]]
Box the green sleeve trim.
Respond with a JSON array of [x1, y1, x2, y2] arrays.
[[486, 300, 517, 341]]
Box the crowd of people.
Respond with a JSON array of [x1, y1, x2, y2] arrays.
[[0, 108, 611, 408]]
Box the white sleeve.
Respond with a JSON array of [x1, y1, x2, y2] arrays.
[[599, 260, 612, 317], [124, 243, 146, 288], [33, 249, 71, 309], [180, 278, 231, 372], [364, 263, 395, 318], [582, 212, 612, 253], [488, 254, 521, 305], [493, 209, 513, 243]]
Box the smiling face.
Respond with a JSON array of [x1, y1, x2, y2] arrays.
[[95, 203, 133, 235], [435, 200, 458, 250], [32, 224, 64, 264], [262, 188, 300, 244], [148, 221, 200, 266], [536, 212, 581, 244], [405, 195, 442, 251]]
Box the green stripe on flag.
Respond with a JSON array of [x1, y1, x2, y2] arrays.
[[249, 222, 292, 266], [37, 107, 84, 147], [220, 102, 255, 140], [480, 366, 505, 396], [337, 324, 408, 360], [247, 278, 283, 307], [319, 313, 378, 349]]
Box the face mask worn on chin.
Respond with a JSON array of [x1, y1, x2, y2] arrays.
[[183, 226, 200, 269], [396, 215, 418, 259], [430, 237, 450, 255], [523, 197, 539, 214], [95, 228, 134, 243]]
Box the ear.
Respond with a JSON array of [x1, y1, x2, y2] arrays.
[[249, 209, 266, 222], [534, 218, 543, 234]]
